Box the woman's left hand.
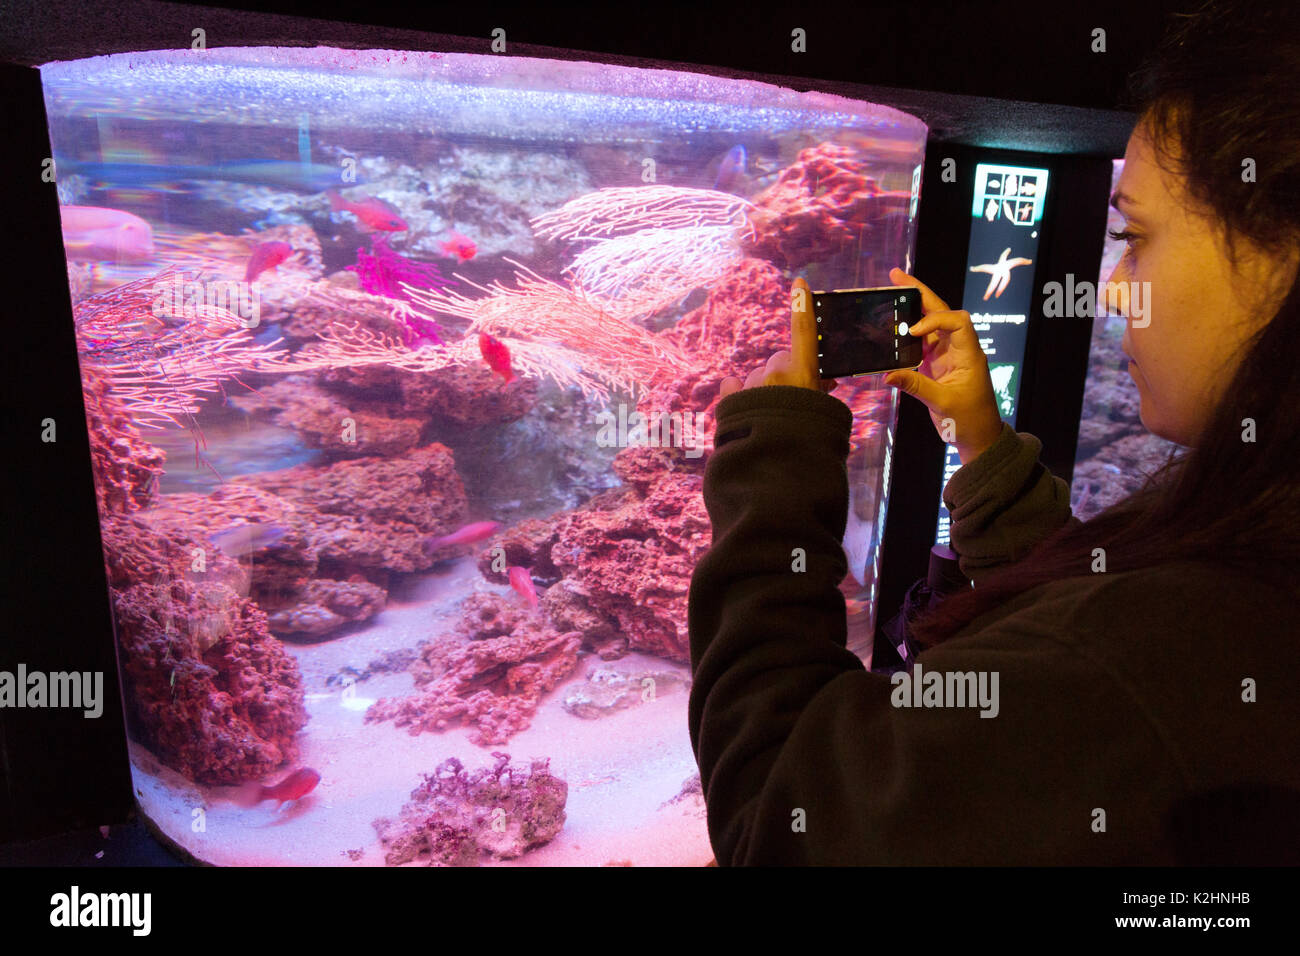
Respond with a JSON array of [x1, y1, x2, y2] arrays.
[[719, 277, 839, 397]]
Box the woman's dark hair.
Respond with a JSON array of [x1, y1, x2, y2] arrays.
[[911, 0, 1300, 648]]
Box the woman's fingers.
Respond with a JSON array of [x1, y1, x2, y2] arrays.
[[882, 368, 941, 408], [890, 267, 952, 315], [788, 278, 818, 385]]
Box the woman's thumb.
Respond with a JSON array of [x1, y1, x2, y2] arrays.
[[883, 369, 916, 394], [884, 369, 937, 409]]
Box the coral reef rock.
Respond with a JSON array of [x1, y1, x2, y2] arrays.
[[561, 666, 690, 719], [84, 366, 306, 784], [234, 442, 469, 576], [102, 510, 308, 784], [365, 592, 582, 745], [373, 753, 567, 865], [740, 142, 912, 270]]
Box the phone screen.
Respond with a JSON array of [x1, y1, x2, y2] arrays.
[[814, 287, 923, 378]]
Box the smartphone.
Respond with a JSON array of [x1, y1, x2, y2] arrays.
[[813, 286, 924, 378]]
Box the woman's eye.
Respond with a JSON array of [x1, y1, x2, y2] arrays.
[[1108, 228, 1139, 245]]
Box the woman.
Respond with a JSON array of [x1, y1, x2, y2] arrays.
[[687, 0, 1300, 864]]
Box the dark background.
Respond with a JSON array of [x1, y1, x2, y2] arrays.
[[0, 0, 1184, 851]]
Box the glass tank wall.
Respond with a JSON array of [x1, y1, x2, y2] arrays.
[[40, 46, 926, 865]]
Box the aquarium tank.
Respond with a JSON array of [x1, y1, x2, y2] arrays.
[[1070, 159, 1182, 521], [40, 46, 926, 866]]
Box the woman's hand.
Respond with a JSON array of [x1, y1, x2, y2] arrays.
[[719, 277, 839, 397], [883, 268, 1003, 464]]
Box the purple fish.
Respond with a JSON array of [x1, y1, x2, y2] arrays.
[[209, 522, 289, 558], [713, 145, 747, 192]]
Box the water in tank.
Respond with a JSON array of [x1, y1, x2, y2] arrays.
[[40, 46, 926, 865]]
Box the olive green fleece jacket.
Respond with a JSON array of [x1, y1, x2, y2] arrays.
[[687, 384, 1300, 865]]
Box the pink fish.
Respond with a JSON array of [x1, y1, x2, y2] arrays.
[[245, 240, 293, 282], [236, 767, 320, 809], [326, 189, 409, 232], [508, 566, 539, 608], [478, 332, 515, 385], [424, 520, 502, 555], [438, 230, 477, 262], [60, 205, 155, 264]]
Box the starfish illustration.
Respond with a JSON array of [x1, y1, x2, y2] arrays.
[[970, 247, 1034, 299]]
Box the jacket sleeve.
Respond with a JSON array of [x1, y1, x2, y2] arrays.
[[944, 421, 1080, 586], [687, 385, 1182, 865]]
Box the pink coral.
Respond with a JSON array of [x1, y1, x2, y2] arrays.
[[345, 235, 448, 344]]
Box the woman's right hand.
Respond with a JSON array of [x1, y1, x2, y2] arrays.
[[883, 268, 1004, 465]]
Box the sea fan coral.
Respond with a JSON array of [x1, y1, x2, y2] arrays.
[[399, 258, 689, 397], [73, 268, 289, 430], [257, 320, 640, 403], [530, 185, 756, 241], [562, 224, 744, 318]]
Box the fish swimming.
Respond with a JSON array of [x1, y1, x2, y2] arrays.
[[508, 566, 539, 609], [236, 767, 320, 809], [438, 230, 477, 262], [713, 144, 747, 192], [59, 205, 155, 264], [423, 520, 502, 555], [209, 522, 289, 558], [326, 190, 408, 232], [59, 159, 358, 193], [245, 240, 293, 282], [478, 332, 515, 385]]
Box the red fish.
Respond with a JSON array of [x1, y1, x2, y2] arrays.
[[245, 240, 293, 282], [326, 189, 408, 232], [438, 230, 477, 262], [478, 332, 515, 385], [508, 566, 539, 608], [424, 520, 502, 555], [236, 767, 320, 809]]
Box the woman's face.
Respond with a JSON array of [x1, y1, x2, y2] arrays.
[[1106, 117, 1298, 447]]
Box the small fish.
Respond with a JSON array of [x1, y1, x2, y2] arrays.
[[236, 767, 320, 809], [60, 205, 155, 264], [438, 230, 477, 262], [326, 190, 408, 232], [713, 144, 747, 192], [1019, 181, 1037, 196], [508, 566, 539, 609], [209, 522, 289, 558], [987, 178, 1000, 190], [245, 240, 293, 282], [478, 332, 515, 385], [423, 520, 502, 555], [60, 159, 359, 193]]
